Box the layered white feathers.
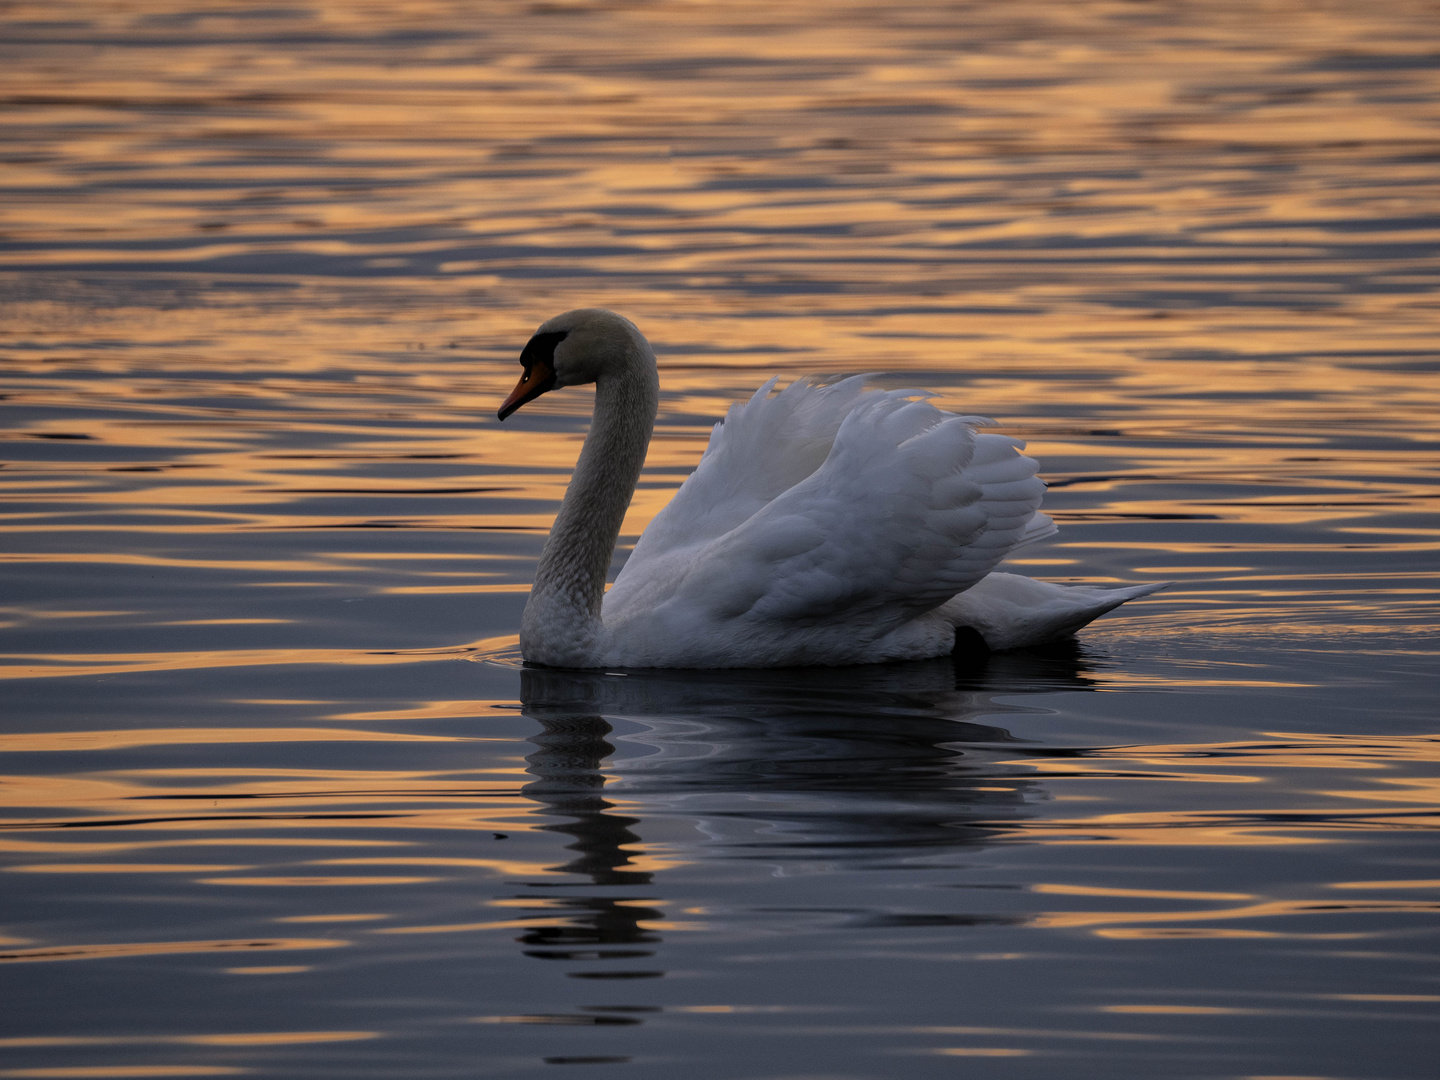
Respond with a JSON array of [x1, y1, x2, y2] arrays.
[[602, 378, 1080, 667]]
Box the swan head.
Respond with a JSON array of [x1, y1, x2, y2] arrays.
[[498, 308, 651, 420]]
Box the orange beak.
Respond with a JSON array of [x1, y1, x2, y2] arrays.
[[498, 359, 556, 420]]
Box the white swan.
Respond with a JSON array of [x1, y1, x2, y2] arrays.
[[498, 309, 1165, 669]]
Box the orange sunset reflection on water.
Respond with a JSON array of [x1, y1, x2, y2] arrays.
[[1, 1, 1438, 1078]]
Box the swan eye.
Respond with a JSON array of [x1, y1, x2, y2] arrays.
[[520, 330, 568, 369], [498, 330, 566, 420]]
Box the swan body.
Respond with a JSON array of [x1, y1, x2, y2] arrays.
[[498, 309, 1165, 669]]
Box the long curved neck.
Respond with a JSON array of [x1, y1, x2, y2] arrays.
[[522, 350, 658, 666]]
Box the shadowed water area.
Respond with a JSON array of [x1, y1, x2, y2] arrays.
[[2, 1, 1438, 1076]]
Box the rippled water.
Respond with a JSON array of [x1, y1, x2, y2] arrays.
[[3, 2, 1439, 1077]]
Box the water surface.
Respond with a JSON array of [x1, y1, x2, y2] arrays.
[[2, 2, 1438, 1077]]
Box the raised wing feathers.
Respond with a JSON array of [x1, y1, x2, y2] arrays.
[[626, 374, 873, 562], [725, 395, 1044, 629], [607, 380, 1047, 649]]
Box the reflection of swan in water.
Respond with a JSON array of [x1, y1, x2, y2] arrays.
[[497, 308, 1165, 669], [515, 648, 1099, 959], [518, 713, 659, 963]]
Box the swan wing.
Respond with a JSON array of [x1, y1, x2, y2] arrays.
[[720, 394, 1047, 626], [604, 391, 1048, 661], [624, 375, 874, 564]]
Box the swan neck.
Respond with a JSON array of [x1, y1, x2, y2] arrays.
[[523, 352, 658, 665]]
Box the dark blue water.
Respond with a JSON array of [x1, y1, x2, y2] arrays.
[[2, 2, 1438, 1077]]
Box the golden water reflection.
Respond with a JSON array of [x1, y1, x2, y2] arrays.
[[1, 660, 1431, 948], [2, 0, 1439, 1077]]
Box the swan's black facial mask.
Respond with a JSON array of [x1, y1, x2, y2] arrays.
[[498, 331, 566, 420]]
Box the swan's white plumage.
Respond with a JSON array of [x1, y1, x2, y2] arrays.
[[602, 381, 1064, 666], [502, 308, 1165, 669]]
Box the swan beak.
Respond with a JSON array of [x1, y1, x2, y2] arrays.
[[498, 359, 556, 420]]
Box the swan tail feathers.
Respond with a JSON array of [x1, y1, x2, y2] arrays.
[[941, 573, 1169, 651]]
